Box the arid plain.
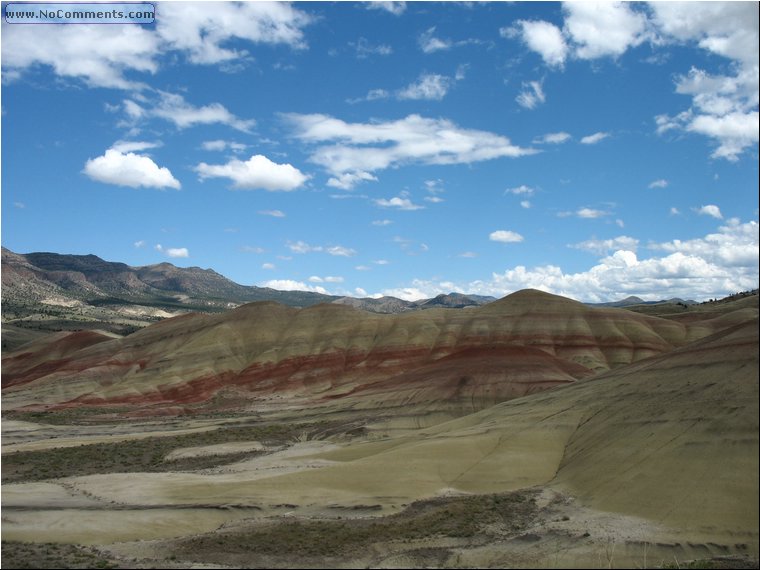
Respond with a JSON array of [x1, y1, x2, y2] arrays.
[[2, 289, 758, 568]]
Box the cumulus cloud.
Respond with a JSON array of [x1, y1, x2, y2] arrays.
[[262, 262, 276, 270], [327, 171, 378, 190], [83, 147, 180, 189], [516, 80, 546, 109], [520, 200, 531, 209], [111, 140, 161, 153], [419, 26, 451, 53], [285, 113, 536, 189], [648, 179, 669, 189], [580, 131, 610, 145], [380, 219, 758, 303], [696, 204, 723, 219], [505, 185, 536, 196], [489, 230, 524, 243], [650, 3, 758, 160], [155, 244, 189, 258], [202, 140, 247, 152], [127, 91, 256, 132], [374, 196, 425, 210], [195, 154, 308, 191], [259, 279, 328, 294], [516, 19, 568, 67], [563, 2, 649, 60], [372, 219, 393, 226], [286, 241, 356, 257], [533, 132, 572, 144], [1, 24, 159, 89], [649, 218, 758, 268], [352, 37, 393, 59], [398, 73, 454, 101], [2, 3, 312, 88], [367, 1, 406, 16], [571, 235, 639, 255], [258, 210, 286, 218], [309, 275, 344, 283], [156, 1, 312, 64]]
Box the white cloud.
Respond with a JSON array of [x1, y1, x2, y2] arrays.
[[649, 2, 758, 66], [372, 219, 393, 226], [670, 207, 681, 216], [242, 246, 266, 254], [310, 275, 344, 283], [286, 113, 536, 188], [195, 154, 308, 191], [505, 184, 535, 196], [516, 80, 546, 109], [1, 24, 159, 89], [13, 202, 25, 209], [83, 148, 180, 189], [649, 3, 759, 161], [3, 3, 312, 88], [202, 140, 247, 152], [155, 244, 189, 258], [367, 1, 406, 16], [134, 240, 146, 248], [150, 92, 256, 132], [533, 132, 572, 144], [458, 251, 478, 258], [374, 196, 425, 210], [516, 19, 568, 67], [576, 207, 609, 219], [374, 259, 390, 265], [520, 200, 531, 209], [419, 27, 451, 53], [156, 2, 313, 64], [111, 140, 161, 153], [262, 262, 276, 270], [380, 220, 758, 302], [648, 179, 669, 189], [355, 265, 372, 271], [580, 131, 610, 145], [489, 230, 524, 243], [326, 246, 357, 257], [287, 240, 319, 254], [649, 219, 758, 268], [571, 235, 639, 255], [686, 111, 759, 161], [425, 196, 445, 204], [287, 241, 356, 257], [352, 37, 393, 59], [259, 279, 328, 294], [327, 171, 378, 190], [258, 210, 286, 218], [563, 2, 649, 60], [696, 204, 723, 219], [398, 73, 453, 101]]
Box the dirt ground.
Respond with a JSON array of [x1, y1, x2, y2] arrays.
[[2, 411, 757, 569]]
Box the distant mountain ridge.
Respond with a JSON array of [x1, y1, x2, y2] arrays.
[[1, 249, 496, 340], [588, 295, 697, 308], [1, 247, 338, 308], [332, 292, 497, 313]]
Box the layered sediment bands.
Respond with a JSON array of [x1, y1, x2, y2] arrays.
[[1, 290, 740, 414], [1, 330, 113, 388]]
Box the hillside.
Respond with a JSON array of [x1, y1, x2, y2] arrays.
[[2, 293, 756, 568], [4, 289, 753, 419]]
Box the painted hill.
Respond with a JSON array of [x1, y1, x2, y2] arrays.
[[4, 289, 750, 418]]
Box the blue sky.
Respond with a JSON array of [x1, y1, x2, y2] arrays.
[[2, 1, 758, 302]]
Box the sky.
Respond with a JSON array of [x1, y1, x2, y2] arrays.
[[1, 1, 758, 303]]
